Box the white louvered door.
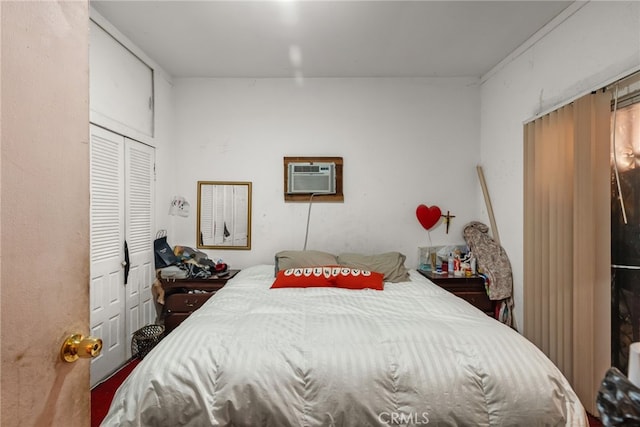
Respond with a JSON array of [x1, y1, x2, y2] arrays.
[[90, 126, 126, 386], [123, 138, 155, 355], [89, 125, 155, 387]]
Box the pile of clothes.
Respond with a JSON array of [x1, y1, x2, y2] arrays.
[[155, 233, 228, 280], [171, 245, 228, 279], [463, 221, 514, 328]]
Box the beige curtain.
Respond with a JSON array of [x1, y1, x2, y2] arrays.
[[523, 90, 611, 414]]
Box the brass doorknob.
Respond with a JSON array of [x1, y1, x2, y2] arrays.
[[60, 334, 102, 363]]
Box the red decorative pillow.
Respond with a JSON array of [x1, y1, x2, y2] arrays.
[[270, 266, 384, 290], [271, 267, 336, 288], [332, 268, 384, 290]]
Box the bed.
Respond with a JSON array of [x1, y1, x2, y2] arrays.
[[102, 263, 587, 426]]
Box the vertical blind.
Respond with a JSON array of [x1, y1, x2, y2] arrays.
[[523, 90, 611, 414]]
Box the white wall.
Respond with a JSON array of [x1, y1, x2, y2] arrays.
[[480, 1, 640, 330], [167, 77, 481, 268], [153, 74, 176, 235]]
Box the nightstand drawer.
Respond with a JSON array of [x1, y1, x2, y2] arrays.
[[165, 292, 213, 313], [436, 282, 485, 294], [159, 270, 240, 335], [417, 269, 496, 316], [454, 291, 493, 313]]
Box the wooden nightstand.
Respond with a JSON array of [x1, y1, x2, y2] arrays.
[[417, 269, 496, 316], [160, 269, 240, 334]]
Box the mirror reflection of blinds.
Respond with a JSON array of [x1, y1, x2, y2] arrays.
[[201, 185, 214, 244], [214, 186, 226, 245], [234, 188, 248, 244], [198, 182, 251, 248]]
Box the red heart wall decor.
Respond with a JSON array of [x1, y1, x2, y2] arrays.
[[416, 204, 442, 231]]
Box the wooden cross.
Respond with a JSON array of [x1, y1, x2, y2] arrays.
[[441, 210, 456, 234]]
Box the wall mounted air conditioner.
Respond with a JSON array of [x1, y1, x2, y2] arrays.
[[287, 162, 336, 194]]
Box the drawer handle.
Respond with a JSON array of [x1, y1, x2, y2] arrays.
[[185, 301, 197, 307]]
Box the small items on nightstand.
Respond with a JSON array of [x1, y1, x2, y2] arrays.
[[419, 245, 477, 278]]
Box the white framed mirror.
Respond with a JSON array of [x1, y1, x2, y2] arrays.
[[197, 181, 252, 250]]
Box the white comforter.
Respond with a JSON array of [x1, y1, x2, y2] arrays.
[[102, 265, 587, 426]]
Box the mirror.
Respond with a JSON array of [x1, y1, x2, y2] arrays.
[[197, 181, 252, 250]]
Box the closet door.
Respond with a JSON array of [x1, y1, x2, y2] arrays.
[[89, 125, 155, 387], [89, 125, 126, 386], [123, 138, 155, 353]]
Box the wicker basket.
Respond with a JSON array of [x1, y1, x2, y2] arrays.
[[131, 324, 165, 359]]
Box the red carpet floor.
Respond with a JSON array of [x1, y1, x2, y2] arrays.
[[91, 359, 140, 427], [588, 413, 604, 427]]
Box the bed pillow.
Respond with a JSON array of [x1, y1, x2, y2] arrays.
[[337, 252, 410, 283], [270, 266, 384, 290], [274, 250, 338, 273], [332, 267, 384, 290], [271, 267, 336, 288]]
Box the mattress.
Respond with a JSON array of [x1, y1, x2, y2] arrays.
[[102, 265, 587, 426]]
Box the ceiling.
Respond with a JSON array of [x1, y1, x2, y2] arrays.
[[90, 0, 573, 79]]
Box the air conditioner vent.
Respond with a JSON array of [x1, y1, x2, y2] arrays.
[[287, 162, 336, 194], [293, 165, 321, 173]]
